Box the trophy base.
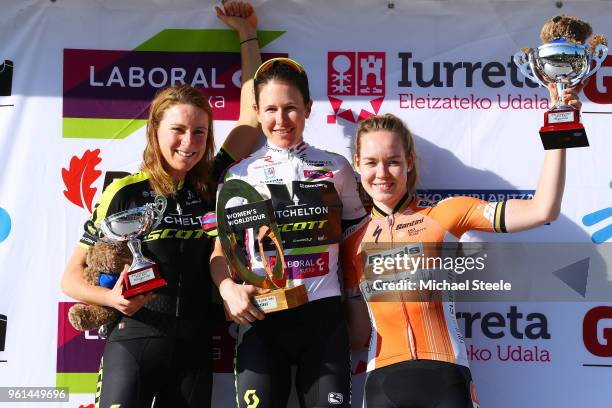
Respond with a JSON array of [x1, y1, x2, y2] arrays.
[[253, 284, 308, 313], [539, 126, 589, 150], [123, 264, 167, 299], [224, 284, 309, 320], [540, 108, 589, 150]]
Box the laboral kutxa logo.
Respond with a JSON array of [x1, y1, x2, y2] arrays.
[[63, 29, 285, 139], [327, 51, 386, 124]]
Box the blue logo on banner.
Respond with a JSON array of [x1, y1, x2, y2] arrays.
[[0, 208, 11, 242], [582, 181, 612, 244]]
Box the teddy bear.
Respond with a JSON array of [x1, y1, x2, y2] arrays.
[[539, 15, 607, 53], [67, 240, 132, 332]]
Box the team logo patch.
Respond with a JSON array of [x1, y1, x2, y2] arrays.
[[303, 169, 334, 180], [264, 166, 276, 180], [483, 202, 496, 225], [328, 392, 344, 405], [270, 253, 329, 279], [201, 211, 218, 237]]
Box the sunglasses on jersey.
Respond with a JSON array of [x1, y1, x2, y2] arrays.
[[254, 57, 306, 80]]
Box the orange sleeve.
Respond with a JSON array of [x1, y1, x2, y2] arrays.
[[340, 220, 369, 298], [432, 197, 507, 238]]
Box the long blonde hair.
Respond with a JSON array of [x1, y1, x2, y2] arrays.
[[354, 113, 418, 193], [141, 85, 216, 201]]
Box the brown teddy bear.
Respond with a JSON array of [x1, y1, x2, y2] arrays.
[[68, 241, 132, 332], [540, 15, 607, 54]]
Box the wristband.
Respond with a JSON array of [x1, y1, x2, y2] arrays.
[[240, 37, 258, 45]]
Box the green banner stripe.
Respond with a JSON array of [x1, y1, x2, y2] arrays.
[[56, 373, 98, 394], [63, 118, 146, 139], [135, 29, 285, 52], [287, 245, 329, 255]]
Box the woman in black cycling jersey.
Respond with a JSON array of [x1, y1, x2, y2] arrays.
[[211, 58, 367, 407], [61, 3, 261, 407]]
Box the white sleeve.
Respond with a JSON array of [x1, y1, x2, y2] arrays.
[[336, 156, 367, 222]]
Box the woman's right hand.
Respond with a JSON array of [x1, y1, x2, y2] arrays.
[[104, 265, 156, 316], [218, 278, 266, 324]]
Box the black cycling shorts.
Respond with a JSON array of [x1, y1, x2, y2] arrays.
[[364, 359, 478, 408], [95, 336, 211, 408], [235, 296, 351, 408]]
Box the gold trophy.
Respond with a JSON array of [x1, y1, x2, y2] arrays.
[[217, 179, 308, 313]]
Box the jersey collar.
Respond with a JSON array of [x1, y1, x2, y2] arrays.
[[371, 192, 413, 218], [266, 140, 309, 155]]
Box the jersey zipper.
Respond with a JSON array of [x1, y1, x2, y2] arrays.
[[176, 198, 183, 320], [388, 213, 418, 360]]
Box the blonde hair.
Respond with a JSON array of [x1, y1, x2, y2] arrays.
[[141, 85, 216, 201], [354, 113, 418, 193]]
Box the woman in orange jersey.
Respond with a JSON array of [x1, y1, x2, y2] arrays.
[[343, 85, 582, 408]]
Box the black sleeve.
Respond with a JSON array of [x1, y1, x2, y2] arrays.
[[211, 147, 236, 184]]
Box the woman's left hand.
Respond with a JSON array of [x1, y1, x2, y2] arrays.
[[215, 1, 257, 34], [547, 82, 584, 111]]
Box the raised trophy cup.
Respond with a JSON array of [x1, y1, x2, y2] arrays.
[[217, 179, 308, 313], [99, 196, 168, 298], [514, 15, 608, 150]]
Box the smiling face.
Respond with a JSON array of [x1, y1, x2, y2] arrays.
[[256, 80, 312, 148], [156, 103, 209, 181], [355, 130, 413, 213]]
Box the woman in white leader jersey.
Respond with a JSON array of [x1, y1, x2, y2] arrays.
[[211, 58, 367, 408]]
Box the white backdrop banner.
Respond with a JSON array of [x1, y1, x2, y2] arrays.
[[0, 0, 611, 407]]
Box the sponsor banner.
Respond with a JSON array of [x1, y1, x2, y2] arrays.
[[62, 28, 285, 139], [584, 55, 612, 106], [56, 302, 105, 394], [416, 189, 535, 203], [64, 49, 241, 121], [0, 2, 611, 408]]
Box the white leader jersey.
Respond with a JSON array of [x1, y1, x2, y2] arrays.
[[220, 141, 367, 302]]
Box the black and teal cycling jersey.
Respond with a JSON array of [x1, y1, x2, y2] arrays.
[[79, 150, 233, 339]]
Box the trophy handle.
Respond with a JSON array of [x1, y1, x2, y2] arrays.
[[513, 50, 547, 87], [150, 195, 167, 230], [585, 44, 609, 80], [257, 225, 287, 289], [99, 218, 125, 242]]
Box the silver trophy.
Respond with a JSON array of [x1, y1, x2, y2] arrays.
[[514, 33, 608, 149], [99, 196, 167, 298]]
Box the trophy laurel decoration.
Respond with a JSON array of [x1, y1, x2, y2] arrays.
[[217, 179, 308, 313], [513, 15, 608, 149]]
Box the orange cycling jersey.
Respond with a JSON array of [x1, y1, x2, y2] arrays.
[[342, 192, 506, 372]]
